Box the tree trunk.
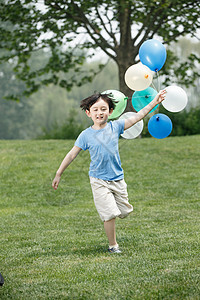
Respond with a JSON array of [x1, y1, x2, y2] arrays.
[[116, 1, 137, 113]]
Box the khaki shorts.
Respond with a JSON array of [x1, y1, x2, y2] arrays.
[[90, 177, 133, 222]]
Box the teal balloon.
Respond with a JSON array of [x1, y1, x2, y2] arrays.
[[102, 89, 127, 120], [132, 87, 158, 114]]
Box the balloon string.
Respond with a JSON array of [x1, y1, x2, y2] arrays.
[[151, 81, 158, 92], [126, 95, 157, 100], [157, 71, 160, 91], [130, 95, 155, 98]]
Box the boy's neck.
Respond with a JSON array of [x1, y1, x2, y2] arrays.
[[92, 122, 108, 130]]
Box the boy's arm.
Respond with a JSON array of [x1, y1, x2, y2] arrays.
[[52, 145, 82, 190], [124, 89, 166, 130]]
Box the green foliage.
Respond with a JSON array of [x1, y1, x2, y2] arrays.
[[0, 56, 34, 138], [38, 109, 87, 139], [0, 0, 199, 99], [0, 98, 33, 139], [162, 39, 200, 88], [162, 107, 200, 137], [0, 136, 200, 298], [142, 106, 200, 138], [0, 59, 118, 139], [0, 42, 199, 140], [37, 105, 200, 140]]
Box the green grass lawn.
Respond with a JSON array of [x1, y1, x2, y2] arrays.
[[0, 136, 199, 299]]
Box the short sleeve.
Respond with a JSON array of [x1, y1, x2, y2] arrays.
[[74, 130, 88, 151], [113, 119, 125, 136]]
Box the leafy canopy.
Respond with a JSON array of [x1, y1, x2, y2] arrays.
[[0, 0, 199, 99]]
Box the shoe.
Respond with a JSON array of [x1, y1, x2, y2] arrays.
[[108, 247, 122, 253]]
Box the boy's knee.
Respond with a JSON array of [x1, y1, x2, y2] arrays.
[[118, 206, 133, 219]]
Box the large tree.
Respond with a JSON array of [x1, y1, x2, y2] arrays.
[[0, 0, 200, 109]]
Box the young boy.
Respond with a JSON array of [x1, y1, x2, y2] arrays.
[[52, 90, 166, 253]]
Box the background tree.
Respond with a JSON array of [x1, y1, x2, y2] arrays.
[[0, 40, 199, 140], [0, 58, 118, 139], [0, 0, 200, 111]]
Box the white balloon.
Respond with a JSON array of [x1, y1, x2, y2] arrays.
[[119, 112, 144, 139], [124, 62, 153, 91], [162, 86, 188, 112]]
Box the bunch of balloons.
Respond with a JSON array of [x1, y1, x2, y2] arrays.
[[102, 39, 188, 139]]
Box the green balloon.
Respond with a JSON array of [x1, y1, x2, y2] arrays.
[[102, 89, 127, 120]]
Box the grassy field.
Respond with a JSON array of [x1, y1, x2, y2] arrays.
[[0, 135, 199, 299]]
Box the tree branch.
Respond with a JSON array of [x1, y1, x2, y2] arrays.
[[95, 5, 118, 48], [71, 1, 115, 48], [132, 3, 156, 45], [84, 23, 117, 61], [105, 8, 119, 46], [44, 1, 117, 61], [135, 1, 173, 49]]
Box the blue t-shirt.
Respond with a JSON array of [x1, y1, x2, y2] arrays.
[[74, 120, 125, 181]]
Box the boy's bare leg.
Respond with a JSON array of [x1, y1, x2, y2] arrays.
[[104, 218, 117, 246]]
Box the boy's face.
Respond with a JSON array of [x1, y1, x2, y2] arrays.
[[86, 98, 113, 125]]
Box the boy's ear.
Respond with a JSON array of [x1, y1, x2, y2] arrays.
[[85, 109, 91, 117], [109, 108, 114, 116]]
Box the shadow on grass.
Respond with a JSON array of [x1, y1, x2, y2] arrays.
[[24, 244, 110, 259]]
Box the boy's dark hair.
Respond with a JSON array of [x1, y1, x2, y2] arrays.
[[80, 93, 116, 112]]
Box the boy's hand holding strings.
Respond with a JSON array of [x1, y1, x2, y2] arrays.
[[124, 89, 166, 130]]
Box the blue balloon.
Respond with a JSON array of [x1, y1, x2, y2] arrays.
[[132, 87, 158, 114], [139, 39, 167, 71], [148, 113, 172, 139]]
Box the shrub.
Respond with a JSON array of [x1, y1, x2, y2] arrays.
[[142, 106, 200, 137], [38, 109, 87, 139]]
